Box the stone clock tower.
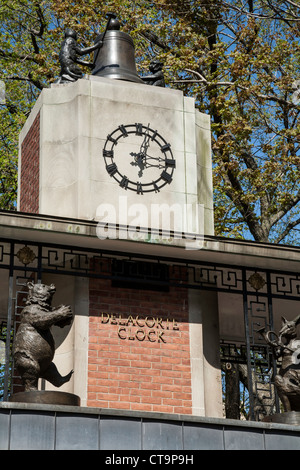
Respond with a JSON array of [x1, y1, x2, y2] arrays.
[[14, 20, 222, 418], [17, 24, 213, 243]]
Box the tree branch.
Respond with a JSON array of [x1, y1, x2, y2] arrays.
[[274, 216, 300, 243], [269, 190, 300, 229]]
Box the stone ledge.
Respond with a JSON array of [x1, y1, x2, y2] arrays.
[[2, 400, 300, 433], [1, 210, 300, 272]]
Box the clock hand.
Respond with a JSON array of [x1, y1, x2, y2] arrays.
[[139, 124, 151, 156], [131, 125, 152, 171], [141, 153, 165, 169]]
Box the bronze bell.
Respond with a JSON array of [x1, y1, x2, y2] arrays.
[[92, 17, 143, 83]]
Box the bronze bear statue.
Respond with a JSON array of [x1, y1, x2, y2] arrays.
[[13, 282, 74, 392]]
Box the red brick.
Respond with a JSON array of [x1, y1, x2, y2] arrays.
[[173, 406, 193, 414], [141, 396, 162, 405], [109, 401, 131, 410], [20, 113, 40, 213], [152, 405, 174, 413], [129, 402, 153, 412]]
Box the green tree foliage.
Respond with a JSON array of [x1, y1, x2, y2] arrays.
[[1, 1, 300, 243], [0, 1, 53, 209]]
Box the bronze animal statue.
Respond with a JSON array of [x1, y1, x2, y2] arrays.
[[57, 14, 117, 84], [57, 28, 102, 83], [258, 314, 300, 412], [142, 59, 165, 87], [13, 282, 74, 392]]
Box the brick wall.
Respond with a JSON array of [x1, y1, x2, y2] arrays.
[[88, 265, 192, 414], [19, 113, 40, 213]]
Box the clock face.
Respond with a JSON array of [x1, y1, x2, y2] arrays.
[[102, 123, 175, 194]]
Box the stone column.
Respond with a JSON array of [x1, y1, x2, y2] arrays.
[[41, 274, 89, 405], [72, 277, 89, 406], [189, 289, 223, 418]]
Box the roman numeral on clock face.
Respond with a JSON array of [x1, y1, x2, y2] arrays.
[[136, 183, 143, 194], [103, 149, 114, 158], [160, 143, 171, 153], [107, 134, 117, 144], [106, 163, 118, 175], [161, 171, 172, 183], [120, 175, 129, 189], [119, 125, 128, 137], [135, 123, 143, 135], [165, 159, 176, 167]]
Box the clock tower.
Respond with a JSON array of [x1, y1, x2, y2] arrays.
[[18, 22, 213, 244]]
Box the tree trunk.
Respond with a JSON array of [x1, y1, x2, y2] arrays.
[[224, 363, 240, 419]]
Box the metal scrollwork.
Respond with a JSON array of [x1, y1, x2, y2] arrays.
[[16, 246, 36, 266], [248, 272, 266, 291]]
